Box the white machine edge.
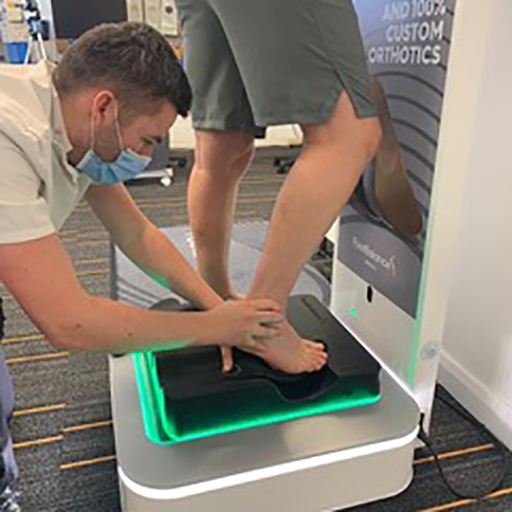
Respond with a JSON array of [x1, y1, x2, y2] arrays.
[[118, 426, 419, 501]]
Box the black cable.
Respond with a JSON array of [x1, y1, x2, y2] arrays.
[[418, 389, 509, 500]]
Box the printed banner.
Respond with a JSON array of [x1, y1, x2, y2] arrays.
[[339, 0, 457, 317]]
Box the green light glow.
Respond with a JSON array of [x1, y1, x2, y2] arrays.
[[349, 308, 357, 316], [134, 353, 380, 446], [167, 393, 379, 443], [147, 273, 170, 290]]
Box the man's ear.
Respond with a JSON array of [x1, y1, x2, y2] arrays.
[[91, 90, 117, 122]]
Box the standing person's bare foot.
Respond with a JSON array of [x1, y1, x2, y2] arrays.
[[218, 296, 328, 374], [262, 320, 328, 373], [217, 296, 328, 374], [238, 319, 328, 374]]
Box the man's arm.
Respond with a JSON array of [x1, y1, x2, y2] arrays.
[[85, 183, 222, 310], [0, 234, 280, 353]]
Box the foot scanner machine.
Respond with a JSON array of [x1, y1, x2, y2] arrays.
[[109, 0, 493, 509]]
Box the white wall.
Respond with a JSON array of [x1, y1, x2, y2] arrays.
[[171, 116, 302, 150], [439, 0, 512, 450], [35, 0, 52, 19]]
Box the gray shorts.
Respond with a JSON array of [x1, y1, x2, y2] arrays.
[[175, 0, 377, 137]]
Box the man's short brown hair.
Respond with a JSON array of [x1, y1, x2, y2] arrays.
[[53, 22, 192, 117]]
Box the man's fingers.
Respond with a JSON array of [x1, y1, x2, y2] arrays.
[[253, 326, 279, 339], [221, 346, 234, 373], [259, 323, 281, 331], [257, 311, 284, 327]]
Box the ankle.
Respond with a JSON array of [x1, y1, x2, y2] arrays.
[[206, 283, 238, 302], [248, 289, 288, 311], [198, 270, 232, 298], [220, 290, 242, 301]]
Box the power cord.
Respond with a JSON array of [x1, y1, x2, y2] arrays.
[[418, 388, 509, 500]]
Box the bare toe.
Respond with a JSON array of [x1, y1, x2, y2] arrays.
[[250, 319, 329, 374]]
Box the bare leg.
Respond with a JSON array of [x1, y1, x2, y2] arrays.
[[248, 92, 382, 374], [188, 130, 254, 299], [187, 129, 324, 372]]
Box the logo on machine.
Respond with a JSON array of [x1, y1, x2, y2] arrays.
[[352, 236, 397, 277]]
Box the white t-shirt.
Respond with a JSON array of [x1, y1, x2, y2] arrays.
[[0, 61, 91, 245]]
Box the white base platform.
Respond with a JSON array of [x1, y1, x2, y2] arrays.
[[111, 355, 420, 512]]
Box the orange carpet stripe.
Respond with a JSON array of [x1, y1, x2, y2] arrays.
[[6, 352, 69, 364], [77, 257, 109, 265], [414, 444, 495, 465], [76, 269, 108, 277], [60, 455, 116, 471], [13, 404, 68, 417], [63, 420, 113, 433], [415, 488, 512, 511], [1, 334, 45, 345], [13, 435, 63, 449]]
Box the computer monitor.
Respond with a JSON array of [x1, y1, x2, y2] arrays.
[[51, 0, 127, 39]]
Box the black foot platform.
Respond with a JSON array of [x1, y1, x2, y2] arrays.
[[138, 295, 381, 444]]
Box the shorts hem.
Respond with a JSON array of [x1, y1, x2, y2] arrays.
[[192, 80, 378, 133], [192, 118, 265, 137], [254, 79, 377, 128]]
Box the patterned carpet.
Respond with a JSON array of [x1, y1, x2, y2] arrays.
[[0, 148, 510, 511]]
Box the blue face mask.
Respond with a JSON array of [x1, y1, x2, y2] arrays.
[[76, 107, 152, 184]]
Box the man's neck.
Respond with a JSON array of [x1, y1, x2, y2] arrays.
[[58, 93, 90, 166]]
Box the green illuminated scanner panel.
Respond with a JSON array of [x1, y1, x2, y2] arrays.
[[134, 295, 382, 445], [133, 351, 380, 446]]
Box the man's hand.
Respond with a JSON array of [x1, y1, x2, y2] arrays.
[[203, 299, 282, 371]]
